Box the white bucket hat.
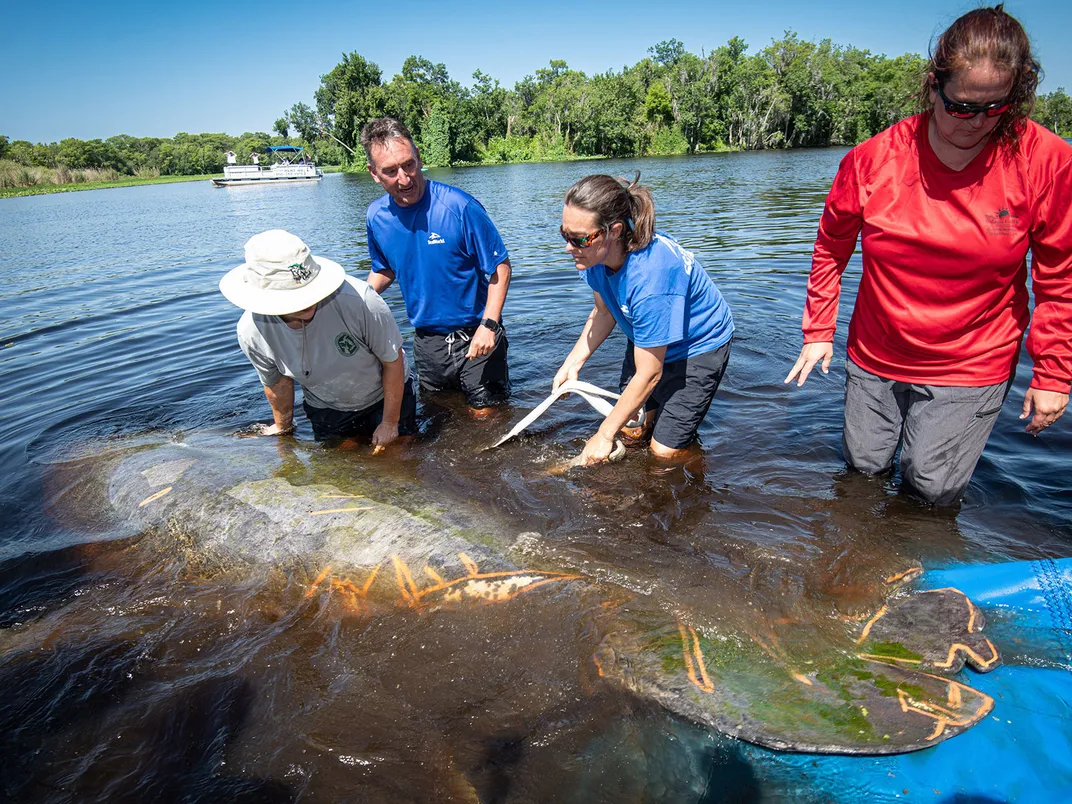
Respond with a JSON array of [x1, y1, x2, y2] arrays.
[[219, 229, 346, 315]]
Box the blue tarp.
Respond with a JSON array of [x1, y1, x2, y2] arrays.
[[266, 145, 305, 153], [742, 558, 1072, 802]]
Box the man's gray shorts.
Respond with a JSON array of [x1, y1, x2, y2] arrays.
[[843, 358, 1012, 505]]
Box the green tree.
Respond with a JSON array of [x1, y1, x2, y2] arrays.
[[1034, 88, 1072, 137], [316, 52, 384, 157], [274, 116, 290, 140]]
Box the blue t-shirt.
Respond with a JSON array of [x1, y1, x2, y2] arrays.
[[366, 180, 508, 333], [582, 233, 734, 363]]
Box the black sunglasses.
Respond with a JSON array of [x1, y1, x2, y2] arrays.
[[559, 226, 604, 249], [934, 77, 1011, 119]]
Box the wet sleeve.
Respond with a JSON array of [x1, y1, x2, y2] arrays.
[[367, 216, 391, 275], [1027, 157, 1072, 393], [802, 148, 864, 343], [631, 293, 686, 348], [236, 316, 283, 388], [462, 199, 509, 276], [360, 290, 405, 364]]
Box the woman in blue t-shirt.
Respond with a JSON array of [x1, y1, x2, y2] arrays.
[[553, 173, 734, 464]]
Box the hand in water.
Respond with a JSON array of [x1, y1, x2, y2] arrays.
[[785, 342, 834, 387], [579, 432, 616, 465], [371, 421, 399, 451], [1021, 388, 1068, 435], [243, 421, 294, 438]]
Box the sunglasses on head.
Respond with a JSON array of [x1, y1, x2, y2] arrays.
[[934, 76, 1011, 119], [559, 226, 604, 249]]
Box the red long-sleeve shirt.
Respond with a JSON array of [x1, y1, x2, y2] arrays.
[[803, 114, 1072, 393]]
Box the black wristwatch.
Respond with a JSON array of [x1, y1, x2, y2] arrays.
[[480, 317, 501, 333]]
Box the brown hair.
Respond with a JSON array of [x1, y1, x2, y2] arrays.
[[360, 117, 417, 165], [918, 4, 1041, 151], [564, 173, 656, 253]]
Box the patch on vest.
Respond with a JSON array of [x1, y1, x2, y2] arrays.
[[335, 332, 358, 356]]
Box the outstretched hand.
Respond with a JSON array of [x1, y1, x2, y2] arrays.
[[785, 342, 834, 387], [1020, 388, 1068, 435]]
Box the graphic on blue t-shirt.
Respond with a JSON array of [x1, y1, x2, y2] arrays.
[[582, 233, 733, 362], [366, 180, 508, 333]]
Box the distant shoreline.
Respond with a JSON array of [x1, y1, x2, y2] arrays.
[[0, 165, 347, 199]]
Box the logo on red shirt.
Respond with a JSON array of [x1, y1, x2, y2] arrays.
[[984, 207, 1021, 236]]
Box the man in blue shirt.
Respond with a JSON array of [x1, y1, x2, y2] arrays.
[[361, 118, 512, 411]]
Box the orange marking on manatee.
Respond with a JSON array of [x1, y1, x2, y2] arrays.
[[305, 565, 333, 598], [677, 620, 715, 693], [139, 486, 173, 507], [855, 605, 889, 645], [459, 553, 481, 576], [392, 556, 421, 604], [592, 653, 606, 678], [931, 639, 999, 670], [886, 567, 923, 585], [361, 564, 382, 596], [424, 566, 445, 585]]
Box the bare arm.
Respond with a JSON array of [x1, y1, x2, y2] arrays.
[[467, 260, 512, 359], [366, 268, 395, 295], [580, 344, 664, 464], [372, 348, 406, 450], [552, 292, 617, 391], [258, 376, 295, 435]]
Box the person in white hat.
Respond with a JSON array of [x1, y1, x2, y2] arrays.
[[220, 229, 415, 446]]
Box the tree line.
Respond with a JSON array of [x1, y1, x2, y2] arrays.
[[3, 34, 1072, 181]]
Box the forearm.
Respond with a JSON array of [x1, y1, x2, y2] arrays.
[[263, 376, 295, 430], [564, 305, 616, 369], [803, 154, 862, 341], [596, 363, 661, 441], [366, 268, 395, 295], [481, 261, 511, 322], [379, 350, 405, 424]]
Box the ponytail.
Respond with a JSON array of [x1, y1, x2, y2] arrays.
[[565, 172, 656, 252]]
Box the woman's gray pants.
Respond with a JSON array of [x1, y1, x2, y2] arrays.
[[842, 358, 1011, 506]]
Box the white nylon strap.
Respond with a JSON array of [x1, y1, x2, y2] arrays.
[[491, 380, 646, 449]]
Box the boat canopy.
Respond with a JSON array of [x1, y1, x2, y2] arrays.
[[266, 145, 305, 153]]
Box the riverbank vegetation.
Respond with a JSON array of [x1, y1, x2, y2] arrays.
[[4, 34, 1072, 193]]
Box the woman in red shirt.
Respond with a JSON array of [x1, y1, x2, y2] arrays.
[[785, 5, 1072, 505]]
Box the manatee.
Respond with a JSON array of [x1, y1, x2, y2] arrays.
[[42, 430, 998, 755]]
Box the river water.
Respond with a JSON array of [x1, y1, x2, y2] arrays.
[[1, 152, 1069, 802]]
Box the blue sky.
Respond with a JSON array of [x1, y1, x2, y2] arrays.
[[3, 0, 1069, 143]]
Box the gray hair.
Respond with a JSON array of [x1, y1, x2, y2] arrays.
[[360, 117, 417, 165]]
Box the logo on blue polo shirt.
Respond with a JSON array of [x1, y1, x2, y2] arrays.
[[427, 232, 445, 245]]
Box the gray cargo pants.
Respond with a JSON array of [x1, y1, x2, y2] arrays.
[[842, 358, 1012, 506]]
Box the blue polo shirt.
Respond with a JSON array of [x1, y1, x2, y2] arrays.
[[366, 180, 508, 333], [582, 233, 733, 363]]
